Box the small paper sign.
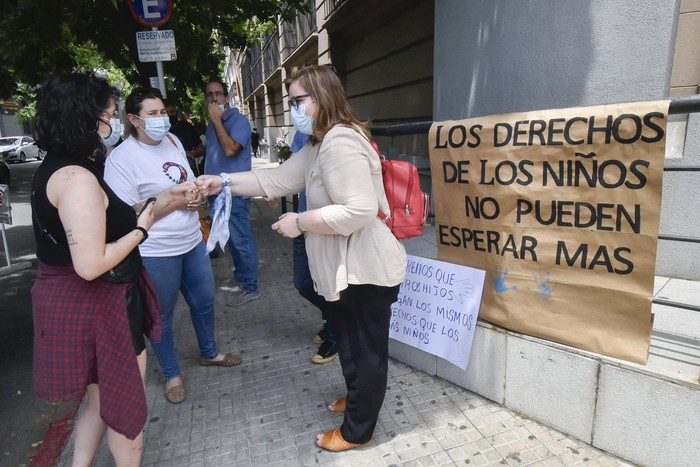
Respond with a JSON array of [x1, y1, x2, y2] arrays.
[[390, 254, 485, 368]]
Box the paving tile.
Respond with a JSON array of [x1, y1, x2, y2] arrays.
[[391, 431, 444, 463], [524, 419, 634, 466], [527, 457, 567, 467], [464, 401, 526, 437], [347, 441, 401, 466], [403, 450, 457, 466], [489, 425, 553, 465], [445, 436, 506, 465], [430, 419, 483, 450]]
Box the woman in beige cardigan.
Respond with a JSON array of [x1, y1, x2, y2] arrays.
[[197, 65, 406, 451]]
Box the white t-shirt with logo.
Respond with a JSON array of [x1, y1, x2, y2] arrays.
[[104, 134, 201, 257]]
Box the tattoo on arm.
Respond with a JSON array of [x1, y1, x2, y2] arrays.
[[66, 229, 77, 246]]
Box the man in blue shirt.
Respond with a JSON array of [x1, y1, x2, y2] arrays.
[[204, 79, 260, 305]]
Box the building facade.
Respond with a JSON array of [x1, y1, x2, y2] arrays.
[[232, 4, 700, 463], [236, 0, 699, 280]]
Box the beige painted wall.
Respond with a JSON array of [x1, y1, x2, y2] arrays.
[[334, 0, 434, 157], [670, 0, 700, 95]]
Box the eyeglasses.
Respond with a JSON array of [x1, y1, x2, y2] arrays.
[[288, 94, 311, 110], [100, 112, 118, 121], [205, 91, 226, 98]]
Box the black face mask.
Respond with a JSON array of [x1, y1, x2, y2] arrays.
[[168, 115, 178, 126]]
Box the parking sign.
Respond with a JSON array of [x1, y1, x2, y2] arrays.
[[136, 30, 177, 62], [128, 0, 173, 27]]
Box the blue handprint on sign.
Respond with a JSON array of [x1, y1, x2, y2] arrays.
[[493, 267, 517, 295], [530, 271, 557, 299]]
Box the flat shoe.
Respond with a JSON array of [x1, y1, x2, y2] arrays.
[[165, 381, 186, 404], [311, 340, 338, 364], [199, 353, 242, 367], [328, 396, 346, 414], [313, 322, 328, 345], [316, 427, 370, 452]]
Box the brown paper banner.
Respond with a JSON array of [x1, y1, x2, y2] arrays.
[[429, 101, 669, 364]]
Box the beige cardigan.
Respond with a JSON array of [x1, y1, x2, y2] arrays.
[[254, 126, 406, 301]]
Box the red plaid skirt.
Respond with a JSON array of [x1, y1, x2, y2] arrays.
[[32, 262, 162, 440]]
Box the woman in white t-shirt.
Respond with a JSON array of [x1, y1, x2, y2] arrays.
[[104, 88, 241, 405]]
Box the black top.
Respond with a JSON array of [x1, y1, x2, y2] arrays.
[[251, 130, 260, 146], [32, 151, 137, 265]]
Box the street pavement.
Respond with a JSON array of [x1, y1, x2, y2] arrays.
[[43, 159, 632, 466], [0, 160, 72, 467]]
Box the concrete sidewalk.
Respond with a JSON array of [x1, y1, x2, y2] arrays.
[[56, 186, 634, 466]]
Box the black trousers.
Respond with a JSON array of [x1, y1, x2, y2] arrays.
[[326, 283, 401, 443]]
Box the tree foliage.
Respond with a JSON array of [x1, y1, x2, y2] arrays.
[[0, 0, 310, 113]]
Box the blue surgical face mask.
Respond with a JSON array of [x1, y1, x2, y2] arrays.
[[135, 115, 171, 141], [291, 103, 313, 135], [218, 104, 226, 112], [99, 118, 122, 147]]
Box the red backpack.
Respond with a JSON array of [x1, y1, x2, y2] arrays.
[[369, 140, 430, 239]]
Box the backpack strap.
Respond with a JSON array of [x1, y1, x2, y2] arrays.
[[323, 124, 390, 223], [353, 130, 390, 223]]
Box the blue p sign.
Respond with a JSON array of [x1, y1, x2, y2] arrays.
[[128, 0, 173, 27]]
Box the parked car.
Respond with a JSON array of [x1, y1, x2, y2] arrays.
[[0, 136, 44, 163], [0, 159, 10, 187]]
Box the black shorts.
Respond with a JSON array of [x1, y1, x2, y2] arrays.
[[125, 285, 147, 354]]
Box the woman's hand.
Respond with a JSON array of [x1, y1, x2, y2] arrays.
[[166, 181, 199, 211], [271, 212, 302, 239], [137, 201, 156, 231], [183, 181, 202, 211], [196, 175, 224, 197]]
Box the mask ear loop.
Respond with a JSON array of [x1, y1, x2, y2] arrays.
[[97, 115, 114, 138], [127, 114, 145, 133]]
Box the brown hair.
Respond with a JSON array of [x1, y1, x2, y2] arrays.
[[289, 65, 369, 144], [125, 87, 164, 138]]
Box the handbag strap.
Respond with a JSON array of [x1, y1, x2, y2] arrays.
[[166, 134, 178, 148]]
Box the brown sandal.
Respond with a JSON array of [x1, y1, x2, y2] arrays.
[[328, 396, 346, 414], [198, 353, 242, 367], [316, 427, 370, 452], [165, 379, 186, 404]]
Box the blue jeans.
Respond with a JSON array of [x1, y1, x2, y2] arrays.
[[293, 235, 336, 343], [227, 196, 259, 293], [142, 241, 218, 380]]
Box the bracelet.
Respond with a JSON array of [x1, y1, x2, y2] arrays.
[[134, 226, 148, 244], [295, 216, 306, 235]]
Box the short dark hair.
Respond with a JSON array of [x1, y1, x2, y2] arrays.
[[148, 87, 163, 99], [125, 87, 164, 137], [206, 79, 229, 96], [35, 73, 118, 159]]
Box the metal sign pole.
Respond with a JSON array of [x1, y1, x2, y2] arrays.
[[1, 223, 11, 268], [153, 27, 167, 99]]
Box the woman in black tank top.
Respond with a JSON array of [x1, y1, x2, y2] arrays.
[[30, 73, 158, 466]]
